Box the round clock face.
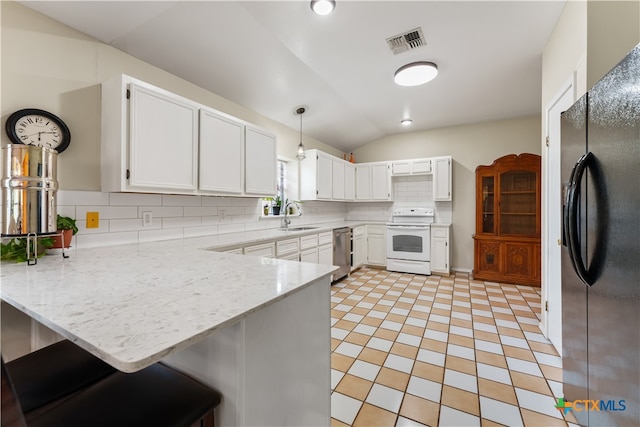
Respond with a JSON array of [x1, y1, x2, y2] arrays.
[[5, 108, 71, 153]]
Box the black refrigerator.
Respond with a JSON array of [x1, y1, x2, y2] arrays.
[[561, 44, 639, 426]]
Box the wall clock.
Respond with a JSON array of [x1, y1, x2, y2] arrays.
[[5, 108, 71, 153]]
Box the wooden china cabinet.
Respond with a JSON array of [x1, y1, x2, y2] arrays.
[[473, 153, 541, 286]]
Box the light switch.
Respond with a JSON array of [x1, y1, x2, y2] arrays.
[[86, 212, 99, 228]]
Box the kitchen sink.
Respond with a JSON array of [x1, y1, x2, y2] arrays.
[[278, 227, 319, 231]]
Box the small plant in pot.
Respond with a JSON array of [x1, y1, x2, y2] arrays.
[[52, 215, 78, 249], [272, 196, 282, 216]]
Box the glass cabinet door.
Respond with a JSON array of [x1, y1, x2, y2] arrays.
[[499, 171, 536, 235], [481, 176, 495, 233]]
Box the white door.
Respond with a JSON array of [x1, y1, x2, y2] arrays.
[[332, 158, 345, 200], [544, 79, 575, 355], [316, 152, 333, 199], [199, 109, 244, 193], [245, 127, 277, 196], [318, 244, 333, 265], [344, 163, 355, 200], [355, 164, 371, 200], [129, 83, 198, 192], [371, 163, 390, 200], [433, 157, 451, 201]]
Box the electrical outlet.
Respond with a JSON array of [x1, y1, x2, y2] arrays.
[[142, 211, 152, 227], [86, 212, 99, 228]]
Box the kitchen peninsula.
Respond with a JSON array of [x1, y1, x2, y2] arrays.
[[0, 237, 336, 426]]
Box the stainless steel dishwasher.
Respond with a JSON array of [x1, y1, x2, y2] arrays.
[[333, 227, 351, 282]]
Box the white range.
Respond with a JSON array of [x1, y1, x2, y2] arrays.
[[386, 208, 434, 275]]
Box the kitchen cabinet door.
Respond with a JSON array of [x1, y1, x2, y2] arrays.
[[127, 82, 199, 193], [318, 244, 333, 266], [391, 161, 411, 176], [351, 226, 366, 270], [366, 224, 386, 266], [300, 150, 333, 200], [344, 162, 355, 200], [301, 247, 319, 264], [332, 158, 345, 200], [199, 109, 244, 194], [371, 162, 391, 200], [433, 156, 452, 201], [430, 225, 450, 275], [355, 164, 371, 200], [245, 126, 277, 196]]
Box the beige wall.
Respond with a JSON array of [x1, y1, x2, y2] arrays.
[[587, 1, 640, 88], [353, 116, 541, 271], [0, 2, 342, 191]]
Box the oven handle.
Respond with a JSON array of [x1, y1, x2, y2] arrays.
[[386, 225, 430, 230]]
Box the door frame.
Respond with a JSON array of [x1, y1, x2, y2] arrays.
[[541, 74, 576, 354]]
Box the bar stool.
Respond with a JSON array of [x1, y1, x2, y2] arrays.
[[4, 340, 116, 415], [2, 358, 222, 427]]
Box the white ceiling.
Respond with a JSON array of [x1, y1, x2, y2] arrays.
[[20, 1, 566, 153]]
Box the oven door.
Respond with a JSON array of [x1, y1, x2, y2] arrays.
[[386, 225, 430, 262]]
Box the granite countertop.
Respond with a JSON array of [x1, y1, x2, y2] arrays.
[[0, 237, 337, 372]]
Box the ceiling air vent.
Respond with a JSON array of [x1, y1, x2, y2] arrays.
[[386, 27, 426, 55]]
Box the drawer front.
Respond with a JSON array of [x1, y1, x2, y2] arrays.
[[276, 238, 300, 256], [318, 231, 333, 246], [222, 247, 243, 255], [412, 159, 432, 174], [244, 242, 275, 258], [279, 252, 300, 261], [353, 226, 365, 237], [300, 234, 319, 250], [431, 227, 448, 239]]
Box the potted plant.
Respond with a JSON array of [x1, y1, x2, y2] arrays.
[[272, 196, 282, 216], [52, 215, 78, 249], [1, 237, 54, 262]]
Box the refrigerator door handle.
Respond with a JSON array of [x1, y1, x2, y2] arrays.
[[566, 152, 595, 286]]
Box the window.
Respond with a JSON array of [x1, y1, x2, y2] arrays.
[[262, 158, 300, 217]]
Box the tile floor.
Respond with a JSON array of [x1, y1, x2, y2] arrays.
[[330, 268, 579, 427]]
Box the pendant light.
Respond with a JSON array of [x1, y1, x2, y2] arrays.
[[295, 106, 307, 160]]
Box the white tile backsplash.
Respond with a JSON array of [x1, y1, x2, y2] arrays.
[[346, 175, 452, 223], [50, 180, 450, 250]]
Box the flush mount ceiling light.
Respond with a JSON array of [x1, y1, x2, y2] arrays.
[[394, 61, 438, 86], [401, 119, 413, 126], [310, 0, 336, 15], [295, 106, 307, 160]]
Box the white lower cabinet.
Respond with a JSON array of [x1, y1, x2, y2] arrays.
[[366, 224, 386, 266], [300, 247, 319, 263], [317, 231, 333, 265], [430, 225, 450, 275], [243, 242, 275, 258], [222, 247, 243, 255], [318, 244, 333, 266], [351, 226, 366, 271], [276, 237, 300, 260]]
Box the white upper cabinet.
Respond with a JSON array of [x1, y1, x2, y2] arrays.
[[391, 158, 431, 176], [245, 126, 277, 196], [391, 161, 411, 175], [344, 162, 355, 201], [102, 75, 199, 194], [332, 158, 345, 200], [355, 164, 372, 200], [371, 162, 392, 200], [412, 159, 432, 174], [199, 108, 244, 194], [101, 74, 277, 197], [433, 156, 452, 201], [300, 149, 336, 200]]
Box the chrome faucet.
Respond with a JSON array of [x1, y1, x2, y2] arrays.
[[281, 201, 300, 229]]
